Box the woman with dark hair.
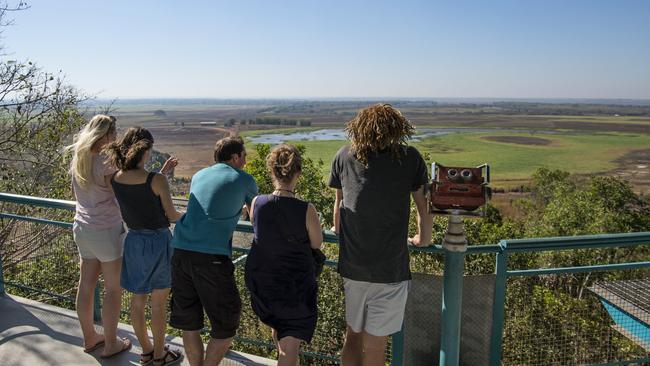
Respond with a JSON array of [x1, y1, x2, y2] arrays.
[[105, 127, 183, 366], [244, 144, 323, 366]]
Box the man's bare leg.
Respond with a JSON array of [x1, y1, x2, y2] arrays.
[[182, 330, 204, 366], [341, 326, 363, 366], [203, 337, 233, 366], [361, 332, 388, 366]]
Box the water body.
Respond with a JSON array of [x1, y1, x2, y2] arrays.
[[248, 128, 561, 144]]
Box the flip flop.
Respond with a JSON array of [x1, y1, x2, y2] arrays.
[[100, 337, 132, 359], [83, 339, 105, 353]]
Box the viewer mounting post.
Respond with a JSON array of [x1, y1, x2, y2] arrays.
[[439, 211, 467, 366], [428, 162, 491, 366]]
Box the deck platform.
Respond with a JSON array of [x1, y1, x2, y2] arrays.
[[0, 295, 276, 366], [590, 279, 650, 352]]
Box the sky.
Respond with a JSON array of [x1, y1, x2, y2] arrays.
[[4, 0, 650, 99]]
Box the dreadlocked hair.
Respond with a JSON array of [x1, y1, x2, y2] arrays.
[[266, 144, 302, 185], [104, 127, 154, 171], [345, 103, 414, 167]]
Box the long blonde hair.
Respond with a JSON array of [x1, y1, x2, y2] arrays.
[[66, 114, 116, 188]]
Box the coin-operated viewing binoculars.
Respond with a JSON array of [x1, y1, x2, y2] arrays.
[[427, 162, 491, 252], [428, 162, 491, 216], [429, 163, 492, 366]]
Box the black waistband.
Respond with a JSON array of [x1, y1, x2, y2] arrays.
[[174, 248, 230, 262]]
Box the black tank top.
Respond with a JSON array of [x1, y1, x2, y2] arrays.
[[111, 172, 169, 230]]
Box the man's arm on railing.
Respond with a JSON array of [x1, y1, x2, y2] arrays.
[[332, 189, 342, 235], [409, 185, 433, 247]]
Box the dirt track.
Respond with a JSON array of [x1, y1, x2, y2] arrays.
[[611, 149, 650, 192], [146, 125, 230, 178], [481, 136, 552, 145]]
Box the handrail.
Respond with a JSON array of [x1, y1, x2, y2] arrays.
[[2, 192, 650, 366], [0, 192, 76, 210], [500, 231, 650, 252], [4, 192, 649, 253], [0, 192, 343, 243]]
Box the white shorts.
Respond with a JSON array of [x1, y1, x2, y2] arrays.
[[73, 222, 125, 262], [342, 277, 410, 337]]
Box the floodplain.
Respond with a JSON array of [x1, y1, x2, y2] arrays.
[[108, 99, 650, 193]]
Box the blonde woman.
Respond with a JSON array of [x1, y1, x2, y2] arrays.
[[67, 114, 132, 358]]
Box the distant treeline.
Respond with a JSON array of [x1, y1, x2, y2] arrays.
[[254, 101, 650, 117], [224, 118, 312, 127], [492, 102, 650, 116]]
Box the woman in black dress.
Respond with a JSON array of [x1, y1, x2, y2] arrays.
[[244, 144, 323, 366]]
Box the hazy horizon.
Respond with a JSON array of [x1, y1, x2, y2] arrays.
[[6, 1, 650, 100], [91, 97, 650, 106]]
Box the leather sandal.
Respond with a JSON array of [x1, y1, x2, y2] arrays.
[[141, 344, 169, 365], [153, 348, 183, 366]]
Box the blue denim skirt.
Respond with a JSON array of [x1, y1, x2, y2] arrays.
[[121, 227, 173, 294]]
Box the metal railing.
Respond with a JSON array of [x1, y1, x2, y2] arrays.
[[1, 192, 649, 365], [0, 192, 399, 365], [491, 234, 650, 366]]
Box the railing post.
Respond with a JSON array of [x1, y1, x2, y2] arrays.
[[390, 328, 404, 366], [489, 242, 508, 366], [0, 250, 5, 297], [439, 214, 467, 366], [93, 283, 102, 322]]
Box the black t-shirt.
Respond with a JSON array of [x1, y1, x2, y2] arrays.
[[328, 145, 428, 283]]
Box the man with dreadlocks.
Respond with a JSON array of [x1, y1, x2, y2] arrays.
[[329, 103, 433, 366]]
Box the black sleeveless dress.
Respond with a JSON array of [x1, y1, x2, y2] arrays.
[[244, 194, 317, 342]]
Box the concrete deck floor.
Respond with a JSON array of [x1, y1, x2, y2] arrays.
[[0, 294, 277, 366]]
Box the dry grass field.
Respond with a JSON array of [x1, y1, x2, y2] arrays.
[[109, 101, 650, 194]]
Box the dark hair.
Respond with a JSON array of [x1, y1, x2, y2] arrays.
[[346, 103, 414, 167], [266, 144, 302, 184], [104, 127, 154, 171], [214, 136, 245, 163]]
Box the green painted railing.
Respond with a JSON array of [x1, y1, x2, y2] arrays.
[[1, 191, 650, 365], [0, 192, 402, 365], [488, 234, 650, 366]]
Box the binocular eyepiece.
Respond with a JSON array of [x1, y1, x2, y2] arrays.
[[447, 168, 473, 182]]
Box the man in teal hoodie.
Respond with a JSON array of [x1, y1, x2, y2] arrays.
[[170, 136, 258, 366]]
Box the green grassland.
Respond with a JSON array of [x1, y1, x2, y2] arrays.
[[414, 132, 649, 180], [246, 132, 650, 188]]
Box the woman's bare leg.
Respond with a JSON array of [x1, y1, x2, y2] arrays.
[[277, 335, 300, 366], [150, 288, 171, 359], [99, 258, 127, 356], [76, 258, 103, 349], [131, 293, 153, 356]]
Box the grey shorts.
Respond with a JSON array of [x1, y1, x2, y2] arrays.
[[73, 222, 125, 262], [342, 277, 410, 337]]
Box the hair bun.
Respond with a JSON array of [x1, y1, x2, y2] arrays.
[[266, 144, 302, 182]]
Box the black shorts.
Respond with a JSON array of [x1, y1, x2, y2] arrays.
[[169, 248, 241, 339]]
